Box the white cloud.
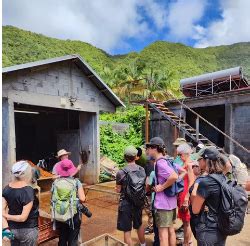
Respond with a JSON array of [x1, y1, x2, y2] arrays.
[[3, 0, 167, 53], [166, 0, 207, 40], [140, 0, 168, 29], [194, 0, 250, 47]]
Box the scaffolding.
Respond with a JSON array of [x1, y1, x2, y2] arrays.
[[180, 67, 249, 97]]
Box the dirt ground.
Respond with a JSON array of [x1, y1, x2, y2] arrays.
[[37, 181, 250, 246]]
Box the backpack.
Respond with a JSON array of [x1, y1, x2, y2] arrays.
[[123, 166, 146, 208], [209, 174, 248, 236], [229, 154, 248, 186], [155, 158, 184, 197], [51, 178, 79, 227]]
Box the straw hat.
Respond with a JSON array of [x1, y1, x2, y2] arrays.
[[56, 149, 71, 158], [173, 138, 186, 146]]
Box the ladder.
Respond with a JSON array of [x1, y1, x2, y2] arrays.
[[148, 101, 215, 147]]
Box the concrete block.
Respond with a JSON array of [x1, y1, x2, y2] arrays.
[[45, 74, 57, 84], [47, 69, 59, 77], [11, 82, 25, 91]]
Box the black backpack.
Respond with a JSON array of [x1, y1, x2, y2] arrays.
[[155, 158, 184, 197], [209, 174, 248, 236], [123, 166, 146, 208]]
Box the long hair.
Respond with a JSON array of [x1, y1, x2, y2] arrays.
[[156, 146, 166, 155], [206, 157, 225, 174]]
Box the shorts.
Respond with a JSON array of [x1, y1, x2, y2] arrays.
[[117, 203, 143, 232], [11, 227, 38, 246], [195, 224, 226, 246], [155, 209, 176, 228], [178, 207, 191, 222]]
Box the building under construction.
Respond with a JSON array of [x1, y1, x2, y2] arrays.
[[149, 67, 250, 165]]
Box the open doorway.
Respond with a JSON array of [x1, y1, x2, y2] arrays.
[[186, 105, 225, 148], [14, 103, 80, 171]]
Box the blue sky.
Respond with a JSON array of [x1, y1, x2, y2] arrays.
[[3, 0, 250, 55]]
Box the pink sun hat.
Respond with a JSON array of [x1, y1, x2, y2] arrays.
[[56, 159, 77, 177]]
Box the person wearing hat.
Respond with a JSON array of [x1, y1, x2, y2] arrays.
[[51, 159, 86, 245], [146, 137, 178, 246], [116, 146, 146, 246], [52, 149, 81, 176], [173, 138, 187, 167], [192, 147, 228, 246], [2, 161, 39, 245], [173, 138, 187, 147], [176, 143, 196, 246]]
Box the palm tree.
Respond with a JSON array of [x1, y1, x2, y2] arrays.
[[144, 68, 175, 101], [113, 59, 146, 103]]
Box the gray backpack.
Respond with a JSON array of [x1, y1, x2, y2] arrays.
[[210, 174, 248, 235]]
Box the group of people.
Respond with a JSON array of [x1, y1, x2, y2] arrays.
[[115, 137, 249, 246], [2, 139, 249, 246], [2, 149, 86, 246]]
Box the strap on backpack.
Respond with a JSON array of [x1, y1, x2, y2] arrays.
[[155, 157, 174, 185], [51, 178, 79, 230]]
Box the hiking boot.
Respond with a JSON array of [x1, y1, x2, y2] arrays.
[[144, 226, 154, 234], [175, 225, 184, 240], [175, 224, 184, 233]]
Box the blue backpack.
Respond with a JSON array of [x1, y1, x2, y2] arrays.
[[155, 158, 184, 197]]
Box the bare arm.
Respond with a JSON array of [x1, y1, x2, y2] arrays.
[[178, 166, 187, 180], [155, 171, 178, 192], [192, 194, 205, 214], [190, 183, 199, 204], [78, 185, 86, 203], [187, 163, 195, 189], [2, 198, 9, 228], [4, 201, 33, 222]]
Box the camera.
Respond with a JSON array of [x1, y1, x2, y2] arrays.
[[78, 203, 92, 218]]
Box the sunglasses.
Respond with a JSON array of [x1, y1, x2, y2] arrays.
[[192, 165, 199, 169]]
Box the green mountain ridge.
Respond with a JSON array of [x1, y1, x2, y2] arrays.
[[3, 25, 250, 84]]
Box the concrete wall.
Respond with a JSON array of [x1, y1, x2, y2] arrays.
[[2, 98, 16, 186], [2, 61, 115, 113], [2, 60, 116, 186], [230, 103, 250, 165], [79, 112, 100, 184], [150, 111, 185, 157]]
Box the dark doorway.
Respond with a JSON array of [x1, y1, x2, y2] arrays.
[[14, 104, 80, 165], [186, 105, 225, 148]]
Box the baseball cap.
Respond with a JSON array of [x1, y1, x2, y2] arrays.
[[173, 138, 186, 146], [146, 137, 165, 147], [197, 146, 220, 161], [124, 146, 138, 157]]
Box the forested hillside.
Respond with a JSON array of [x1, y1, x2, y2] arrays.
[[3, 25, 250, 100]]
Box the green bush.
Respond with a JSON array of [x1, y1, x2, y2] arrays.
[[100, 106, 145, 168], [100, 124, 143, 168], [100, 105, 145, 134]]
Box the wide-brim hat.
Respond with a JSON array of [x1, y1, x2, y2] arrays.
[[173, 138, 186, 146], [57, 149, 71, 158], [55, 159, 77, 177]]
